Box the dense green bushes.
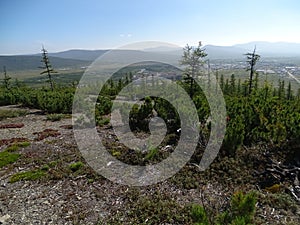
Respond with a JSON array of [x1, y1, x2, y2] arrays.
[[0, 86, 75, 113], [1, 74, 299, 158]]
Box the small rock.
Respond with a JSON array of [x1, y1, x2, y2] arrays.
[[0, 214, 11, 224], [76, 195, 82, 200], [43, 200, 50, 205]]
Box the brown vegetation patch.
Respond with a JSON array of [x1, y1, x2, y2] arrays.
[[0, 123, 24, 129], [0, 137, 29, 146], [59, 124, 73, 129], [33, 129, 61, 141]]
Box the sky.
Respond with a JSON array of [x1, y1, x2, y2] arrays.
[[0, 0, 300, 55]]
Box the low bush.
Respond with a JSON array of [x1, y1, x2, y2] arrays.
[[69, 161, 84, 172], [192, 191, 257, 225]]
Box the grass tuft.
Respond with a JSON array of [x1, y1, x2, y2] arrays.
[[46, 113, 65, 122]]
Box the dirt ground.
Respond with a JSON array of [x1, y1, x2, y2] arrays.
[[0, 106, 299, 224]]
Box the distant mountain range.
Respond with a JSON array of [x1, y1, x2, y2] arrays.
[[1, 42, 300, 72], [49, 49, 108, 61], [234, 42, 300, 56], [0, 55, 89, 72]]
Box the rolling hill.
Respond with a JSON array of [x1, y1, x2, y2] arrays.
[[49, 49, 108, 61], [234, 41, 300, 57], [0, 55, 90, 72], [1, 42, 300, 73]]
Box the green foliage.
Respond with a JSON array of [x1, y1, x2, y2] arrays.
[[9, 169, 46, 183], [0, 86, 75, 113], [40, 46, 56, 91], [259, 192, 298, 213], [69, 161, 84, 172], [191, 204, 209, 225], [144, 146, 159, 161], [46, 113, 64, 121], [223, 113, 245, 156], [5, 145, 19, 152], [230, 191, 257, 224], [95, 116, 110, 127], [15, 141, 31, 148], [5, 142, 30, 152], [96, 96, 112, 116], [129, 96, 154, 132], [0, 108, 29, 120], [0, 57, 299, 160], [180, 42, 207, 98], [192, 192, 257, 225], [105, 191, 192, 224], [2, 66, 11, 90], [0, 151, 20, 168], [154, 97, 180, 134], [35, 88, 74, 113]]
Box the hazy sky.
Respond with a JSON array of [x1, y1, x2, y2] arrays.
[[0, 0, 300, 54]]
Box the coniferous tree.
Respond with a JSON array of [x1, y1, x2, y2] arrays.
[[224, 79, 230, 95], [297, 88, 300, 100], [220, 74, 225, 91], [237, 78, 241, 95], [286, 81, 292, 100], [278, 80, 285, 99], [40, 46, 56, 91], [2, 66, 11, 90], [230, 74, 236, 94], [245, 47, 260, 95], [253, 72, 259, 91], [180, 41, 207, 98]]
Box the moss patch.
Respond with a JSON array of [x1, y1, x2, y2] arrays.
[[15, 141, 31, 148], [5, 141, 31, 152], [0, 151, 20, 168], [9, 169, 46, 183], [69, 161, 84, 172]]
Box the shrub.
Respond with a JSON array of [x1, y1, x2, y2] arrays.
[[191, 204, 209, 225], [69, 161, 84, 172], [192, 191, 257, 225], [96, 117, 110, 127], [230, 191, 257, 224]]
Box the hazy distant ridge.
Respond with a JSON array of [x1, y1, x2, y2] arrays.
[[1, 42, 300, 71], [233, 41, 300, 56], [0, 55, 89, 71]]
